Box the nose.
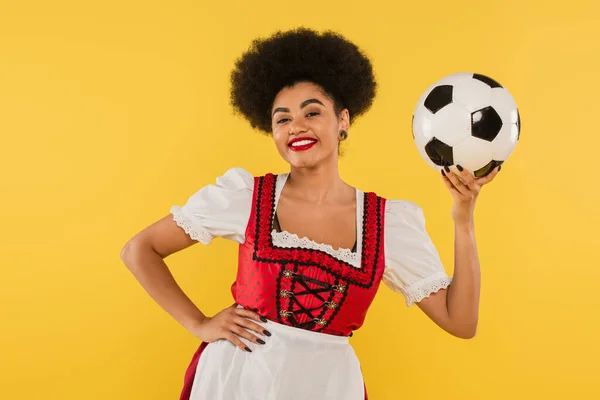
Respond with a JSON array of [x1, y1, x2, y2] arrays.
[[288, 118, 308, 135]]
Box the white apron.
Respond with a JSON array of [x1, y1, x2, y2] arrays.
[[189, 316, 365, 400]]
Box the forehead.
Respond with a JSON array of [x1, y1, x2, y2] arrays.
[[272, 82, 331, 107]]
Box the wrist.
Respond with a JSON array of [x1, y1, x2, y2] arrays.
[[454, 218, 475, 232], [184, 313, 208, 333], [452, 205, 474, 228]]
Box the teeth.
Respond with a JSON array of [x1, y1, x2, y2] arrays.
[[290, 140, 316, 147]]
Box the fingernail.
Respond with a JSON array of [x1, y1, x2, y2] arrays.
[[260, 316, 268, 323], [498, 165, 501, 172], [444, 165, 450, 172], [263, 330, 272, 337], [245, 346, 252, 352], [457, 165, 463, 171], [257, 339, 266, 345], [441, 169, 446, 176]]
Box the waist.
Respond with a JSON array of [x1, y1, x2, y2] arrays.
[[237, 305, 349, 346]]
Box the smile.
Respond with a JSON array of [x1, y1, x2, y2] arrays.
[[288, 138, 318, 151]]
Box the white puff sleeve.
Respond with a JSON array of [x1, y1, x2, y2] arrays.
[[169, 168, 254, 245], [382, 200, 452, 306]]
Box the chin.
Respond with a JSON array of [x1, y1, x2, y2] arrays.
[[280, 148, 334, 169], [288, 158, 319, 169]]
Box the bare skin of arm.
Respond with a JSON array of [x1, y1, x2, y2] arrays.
[[417, 221, 480, 339], [120, 215, 270, 352], [415, 166, 499, 339]]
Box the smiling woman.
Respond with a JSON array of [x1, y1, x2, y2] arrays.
[[121, 27, 496, 400], [271, 84, 351, 168]]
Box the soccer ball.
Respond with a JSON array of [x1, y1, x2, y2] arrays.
[[411, 72, 521, 177]]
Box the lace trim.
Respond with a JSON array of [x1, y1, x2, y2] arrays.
[[403, 273, 452, 307], [271, 230, 361, 268], [170, 206, 213, 245], [255, 174, 383, 287]]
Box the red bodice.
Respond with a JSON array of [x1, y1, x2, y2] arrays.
[[231, 173, 387, 336]]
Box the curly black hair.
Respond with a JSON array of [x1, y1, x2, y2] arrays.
[[229, 27, 377, 134]]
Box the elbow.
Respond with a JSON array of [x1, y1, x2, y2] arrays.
[[449, 322, 478, 339], [121, 238, 156, 271], [120, 239, 141, 267], [455, 329, 477, 340], [120, 241, 132, 263]]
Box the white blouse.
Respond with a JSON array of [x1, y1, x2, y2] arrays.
[[171, 168, 452, 306]]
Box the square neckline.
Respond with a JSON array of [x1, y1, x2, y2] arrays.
[[270, 173, 364, 268]]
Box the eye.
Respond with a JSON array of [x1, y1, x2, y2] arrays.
[[276, 117, 290, 124], [306, 112, 320, 117]]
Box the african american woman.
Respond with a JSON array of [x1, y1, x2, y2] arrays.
[[120, 27, 499, 400]]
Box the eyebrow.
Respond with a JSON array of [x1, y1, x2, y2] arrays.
[[272, 98, 326, 117]]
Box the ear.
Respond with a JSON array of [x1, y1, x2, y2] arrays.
[[338, 109, 350, 131]]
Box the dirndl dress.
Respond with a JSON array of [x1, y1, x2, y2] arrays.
[[170, 169, 452, 400]]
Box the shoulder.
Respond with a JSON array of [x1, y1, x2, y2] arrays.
[[355, 191, 426, 229], [170, 167, 262, 245], [385, 198, 422, 213], [215, 167, 255, 190], [208, 167, 293, 193], [384, 199, 427, 228], [232, 169, 290, 184], [358, 188, 424, 220]]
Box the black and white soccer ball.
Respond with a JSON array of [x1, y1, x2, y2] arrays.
[[412, 72, 521, 177]]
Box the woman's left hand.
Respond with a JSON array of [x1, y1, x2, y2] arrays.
[[441, 164, 500, 225]]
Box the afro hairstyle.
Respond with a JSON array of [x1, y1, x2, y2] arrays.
[[229, 27, 377, 134]]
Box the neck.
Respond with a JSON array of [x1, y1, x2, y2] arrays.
[[286, 156, 351, 205]]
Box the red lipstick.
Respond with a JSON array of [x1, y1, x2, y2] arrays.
[[288, 137, 318, 152]]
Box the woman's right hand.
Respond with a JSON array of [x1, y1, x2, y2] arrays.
[[191, 304, 271, 352]]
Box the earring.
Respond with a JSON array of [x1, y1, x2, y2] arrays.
[[338, 130, 348, 141]]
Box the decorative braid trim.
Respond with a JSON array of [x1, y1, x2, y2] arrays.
[[253, 174, 385, 288]]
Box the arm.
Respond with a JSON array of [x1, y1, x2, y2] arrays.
[[416, 165, 500, 339], [416, 220, 480, 339], [120, 214, 207, 333], [120, 214, 268, 351]]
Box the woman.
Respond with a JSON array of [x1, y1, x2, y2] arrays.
[[121, 28, 499, 400]]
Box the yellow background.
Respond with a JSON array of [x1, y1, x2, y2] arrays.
[[1, 0, 598, 398]]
